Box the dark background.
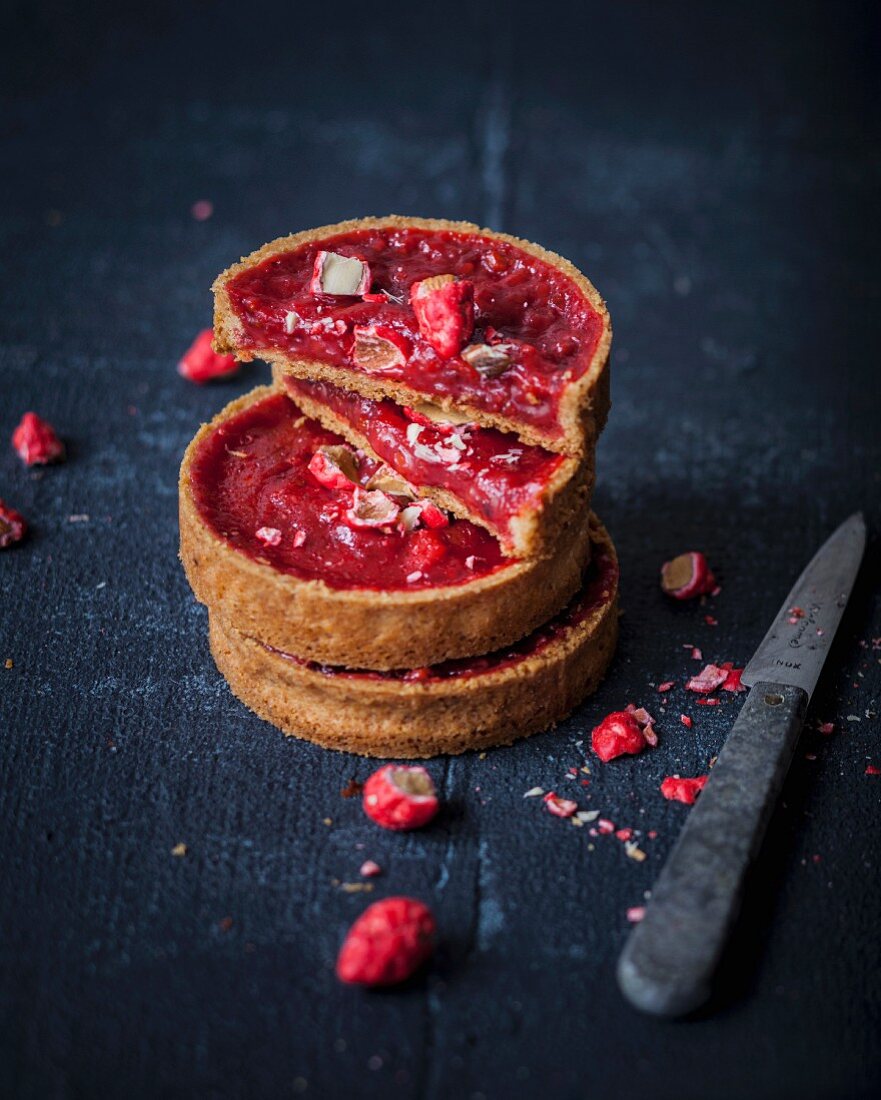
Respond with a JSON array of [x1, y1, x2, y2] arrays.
[[2, 1, 880, 1097]]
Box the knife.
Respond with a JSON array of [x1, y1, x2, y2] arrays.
[[617, 512, 867, 1018]]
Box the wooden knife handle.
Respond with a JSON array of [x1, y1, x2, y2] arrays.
[[617, 682, 809, 1017]]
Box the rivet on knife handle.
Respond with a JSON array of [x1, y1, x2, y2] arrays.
[[617, 682, 808, 1018]]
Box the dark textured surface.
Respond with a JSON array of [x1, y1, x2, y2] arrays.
[[2, 2, 880, 1097]]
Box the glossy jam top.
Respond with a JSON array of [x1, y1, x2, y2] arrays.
[[283, 377, 566, 539], [225, 226, 605, 437], [265, 537, 616, 682], [189, 392, 509, 590]]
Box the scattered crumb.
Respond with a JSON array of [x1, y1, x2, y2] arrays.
[[575, 810, 599, 823], [543, 792, 578, 818], [660, 776, 708, 804], [359, 860, 382, 877], [171, 842, 187, 857], [720, 665, 745, 692], [335, 880, 375, 894], [686, 664, 729, 693], [218, 916, 234, 932], [624, 704, 659, 746], [340, 779, 363, 799], [4, 659, 12, 670], [626, 906, 646, 923]]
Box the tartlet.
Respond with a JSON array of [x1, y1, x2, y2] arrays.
[[213, 216, 611, 456], [179, 386, 593, 670]]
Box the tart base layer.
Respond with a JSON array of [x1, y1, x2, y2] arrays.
[[179, 385, 593, 670], [207, 517, 619, 758]]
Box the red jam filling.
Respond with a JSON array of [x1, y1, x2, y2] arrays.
[[282, 377, 566, 539], [190, 392, 509, 590], [225, 227, 605, 437], [264, 539, 617, 682]]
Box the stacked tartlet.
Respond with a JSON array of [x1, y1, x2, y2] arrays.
[[179, 216, 618, 757]]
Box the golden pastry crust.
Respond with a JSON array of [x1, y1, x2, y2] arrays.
[[179, 386, 593, 670], [207, 517, 619, 758], [273, 367, 594, 559], [212, 215, 611, 456]]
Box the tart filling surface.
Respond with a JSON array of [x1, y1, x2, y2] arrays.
[[189, 390, 509, 591], [220, 222, 608, 445], [280, 375, 570, 552]]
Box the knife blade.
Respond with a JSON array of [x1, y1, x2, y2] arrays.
[[617, 512, 866, 1018], [740, 511, 867, 696]]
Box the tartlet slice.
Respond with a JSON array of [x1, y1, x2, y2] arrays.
[[179, 386, 592, 670], [208, 516, 619, 757], [213, 216, 611, 456], [275, 370, 593, 559]]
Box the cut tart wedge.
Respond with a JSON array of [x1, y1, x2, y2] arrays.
[[207, 516, 619, 758], [274, 369, 593, 559], [179, 386, 593, 670], [213, 216, 612, 456]]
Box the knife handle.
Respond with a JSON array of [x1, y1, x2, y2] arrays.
[[617, 681, 808, 1017]]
